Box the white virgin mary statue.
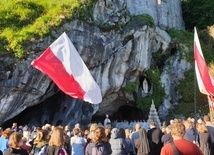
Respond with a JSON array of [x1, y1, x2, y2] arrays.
[[143, 78, 149, 93]]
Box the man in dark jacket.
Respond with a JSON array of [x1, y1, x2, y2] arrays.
[[147, 122, 163, 155]]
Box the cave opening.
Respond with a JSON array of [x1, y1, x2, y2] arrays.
[[2, 95, 145, 129], [92, 105, 145, 124], [2, 92, 62, 129]]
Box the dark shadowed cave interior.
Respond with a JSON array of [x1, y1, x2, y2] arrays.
[[2, 93, 145, 129]]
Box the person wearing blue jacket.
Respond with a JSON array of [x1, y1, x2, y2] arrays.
[[0, 129, 12, 153]]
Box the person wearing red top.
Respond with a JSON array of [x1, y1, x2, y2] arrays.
[[161, 122, 203, 155]]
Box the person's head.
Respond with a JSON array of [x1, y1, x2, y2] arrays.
[[135, 123, 141, 131], [45, 124, 52, 129], [35, 129, 43, 142], [173, 118, 182, 124], [42, 129, 49, 140], [119, 128, 125, 139], [187, 117, 192, 122], [8, 132, 23, 149], [162, 121, 167, 127], [49, 127, 64, 147], [183, 120, 193, 129], [197, 123, 208, 133], [33, 126, 37, 132], [92, 126, 107, 143], [150, 122, 156, 129], [125, 129, 130, 139], [64, 126, 70, 132], [90, 123, 97, 133], [170, 123, 185, 138], [161, 127, 166, 134], [2, 128, 12, 139], [12, 123, 17, 128], [75, 123, 80, 129], [165, 126, 171, 134], [204, 115, 210, 123], [191, 118, 195, 123], [139, 128, 147, 139], [73, 128, 80, 136], [22, 137, 27, 144], [84, 130, 90, 139], [19, 126, 23, 130], [197, 118, 203, 124], [105, 128, 111, 140], [111, 128, 120, 139]]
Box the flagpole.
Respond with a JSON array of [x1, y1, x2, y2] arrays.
[[194, 27, 197, 142], [194, 66, 197, 137]]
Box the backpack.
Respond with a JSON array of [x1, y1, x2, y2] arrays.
[[92, 143, 106, 155]]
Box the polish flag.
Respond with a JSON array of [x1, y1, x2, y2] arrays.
[[194, 27, 214, 96], [31, 32, 102, 104]]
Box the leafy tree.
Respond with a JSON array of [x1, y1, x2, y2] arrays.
[[182, 0, 214, 30]]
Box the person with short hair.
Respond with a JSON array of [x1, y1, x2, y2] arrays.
[[160, 122, 203, 155], [85, 126, 112, 155], [70, 128, 85, 155], [4, 132, 28, 155]]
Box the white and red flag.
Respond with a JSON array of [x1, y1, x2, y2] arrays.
[[31, 32, 102, 104], [194, 27, 214, 96]]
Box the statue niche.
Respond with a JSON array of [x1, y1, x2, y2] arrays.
[[139, 74, 152, 97]]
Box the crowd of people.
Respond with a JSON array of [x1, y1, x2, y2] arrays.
[[0, 115, 213, 155]]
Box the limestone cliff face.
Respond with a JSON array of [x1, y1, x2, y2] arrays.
[[0, 0, 187, 126], [127, 0, 185, 30]]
